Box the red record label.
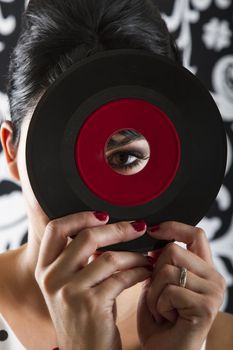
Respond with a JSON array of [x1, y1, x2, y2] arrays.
[[75, 98, 181, 205]]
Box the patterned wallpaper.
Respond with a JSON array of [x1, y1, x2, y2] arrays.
[[0, 0, 233, 313]]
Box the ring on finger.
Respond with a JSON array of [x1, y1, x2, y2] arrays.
[[179, 267, 188, 288]]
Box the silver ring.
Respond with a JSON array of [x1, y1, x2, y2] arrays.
[[179, 267, 188, 288]]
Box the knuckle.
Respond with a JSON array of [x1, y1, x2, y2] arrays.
[[59, 283, 81, 304], [114, 223, 125, 240], [79, 228, 94, 243], [195, 227, 206, 239], [165, 243, 179, 261], [164, 283, 175, 295], [45, 220, 59, 234], [102, 251, 118, 268], [214, 281, 226, 306], [34, 266, 43, 285], [216, 290, 225, 308], [60, 284, 73, 303], [210, 271, 226, 304], [156, 285, 174, 312], [167, 221, 178, 230], [164, 221, 179, 233], [77, 212, 94, 226], [218, 273, 226, 292], [110, 272, 128, 286], [40, 269, 55, 293], [157, 284, 174, 304], [202, 297, 218, 320], [160, 264, 173, 280]]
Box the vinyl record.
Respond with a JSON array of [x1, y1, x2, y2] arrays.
[[26, 49, 227, 253]]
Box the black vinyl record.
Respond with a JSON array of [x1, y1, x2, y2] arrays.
[[26, 49, 227, 253]]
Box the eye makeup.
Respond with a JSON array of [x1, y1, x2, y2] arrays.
[[107, 148, 149, 171]]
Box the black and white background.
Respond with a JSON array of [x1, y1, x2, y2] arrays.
[[0, 0, 233, 313]]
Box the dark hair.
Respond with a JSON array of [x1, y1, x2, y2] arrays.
[[7, 0, 182, 145]]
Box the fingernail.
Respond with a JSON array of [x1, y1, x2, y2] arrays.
[[148, 224, 160, 233], [131, 220, 147, 232], [94, 211, 109, 221], [146, 256, 157, 265]]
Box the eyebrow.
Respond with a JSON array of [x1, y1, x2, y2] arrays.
[[106, 135, 144, 151]]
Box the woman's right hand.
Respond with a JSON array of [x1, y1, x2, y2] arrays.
[[34, 211, 153, 350]]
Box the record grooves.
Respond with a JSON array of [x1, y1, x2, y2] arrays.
[[26, 49, 227, 253]]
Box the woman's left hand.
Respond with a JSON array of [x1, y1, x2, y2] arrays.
[[137, 221, 226, 350]]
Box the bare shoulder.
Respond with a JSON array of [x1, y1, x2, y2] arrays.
[[207, 311, 233, 350]]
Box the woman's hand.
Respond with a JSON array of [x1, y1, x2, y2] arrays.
[[137, 221, 226, 350], [34, 211, 153, 350]]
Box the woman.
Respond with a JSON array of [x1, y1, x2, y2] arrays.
[[0, 0, 232, 349]]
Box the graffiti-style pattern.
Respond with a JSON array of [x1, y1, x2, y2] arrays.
[[157, 0, 233, 312]]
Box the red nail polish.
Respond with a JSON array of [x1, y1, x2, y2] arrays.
[[131, 220, 147, 232], [52, 348, 59, 350], [94, 211, 109, 221], [148, 224, 160, 232]]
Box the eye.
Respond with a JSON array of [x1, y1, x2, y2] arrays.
[[107, 150, 149, 170]]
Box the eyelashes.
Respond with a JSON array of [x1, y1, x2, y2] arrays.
[[107, 148, 150, 171]]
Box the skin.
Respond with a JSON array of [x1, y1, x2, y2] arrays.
[[105, 132, 150, 175], [0, 113, 232, 349]]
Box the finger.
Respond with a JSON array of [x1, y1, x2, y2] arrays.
[[156, 284, 219, 326], [37, 211, 109, 269], [147, 264, 212, 322], [147, 248, 164, 264], [94, 266, 153, 301], [49, 220, 147, 279], [147, 221, 213, 265], [72, 251, 152, 289], [152, 242, 216, 280]]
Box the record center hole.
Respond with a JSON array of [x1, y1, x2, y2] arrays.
[[105, 129, 150, 176]]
